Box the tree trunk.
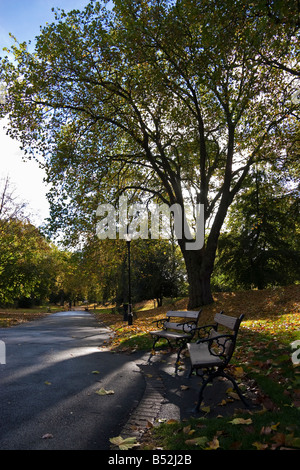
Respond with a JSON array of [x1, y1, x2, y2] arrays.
[[180, 244, 214, 309]]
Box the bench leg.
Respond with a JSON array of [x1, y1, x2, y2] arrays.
[[194, 370, 217, 412], [193, 368, 250, 413], [175, 341, 187, 374], [148, 336, 171, 363], [221, 370, 250, 409]]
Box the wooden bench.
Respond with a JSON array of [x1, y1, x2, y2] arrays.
[[187, 311, 249, 412], [149, 310, 202, 370]]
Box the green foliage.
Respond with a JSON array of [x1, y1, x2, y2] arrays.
[[0, 218, 59, 306], [0, 0, 299, 306], [213, 166, 300, 290]]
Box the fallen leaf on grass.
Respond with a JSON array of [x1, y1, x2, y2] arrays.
[[95, 388, 115, 395], [229, 418, 253, 425], [207, 436, 220, 450], [252, 442, 268, 450], [109, 436, 140, 450], [185, 436, 208, 448]]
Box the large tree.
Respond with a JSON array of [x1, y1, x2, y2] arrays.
[[1, 0, 299, 307]]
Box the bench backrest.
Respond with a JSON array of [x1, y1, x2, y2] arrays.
[[214, 312, 244, 332], [164, 310, 201, 332], [210, 312, 244, 362]]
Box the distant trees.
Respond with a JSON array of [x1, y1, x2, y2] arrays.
[[0, 177, 59, 306]]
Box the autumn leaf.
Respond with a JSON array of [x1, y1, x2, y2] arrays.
[[232, 366, 244, 378], [109, 436, 140, 450], [229, 418, 253, 425], [252, 442, 268, 450], [95, 387, 114, 395], [180, 385, 189, 390], [200, 405, 211, 414], [91, 370, 100, 374], [42, 433, 53, 439], [285, 434, 300, 449], [206, 436, 220, 450], [185, 436, 208, 448]]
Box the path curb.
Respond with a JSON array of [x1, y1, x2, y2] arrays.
[[121, 367, 165, 439]]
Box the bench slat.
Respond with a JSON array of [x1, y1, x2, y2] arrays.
[[166, 311, 200, 320], [214, 312, 241, 330]]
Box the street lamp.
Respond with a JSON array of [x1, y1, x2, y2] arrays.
[[124, 232, 133, 326]]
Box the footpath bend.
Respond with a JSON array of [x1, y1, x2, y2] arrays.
[[0, 310, 145, 450]]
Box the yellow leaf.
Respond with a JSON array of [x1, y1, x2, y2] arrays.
[[44, 381, 51, 385], [180, 385, 189, 390], [253, 442, 268, 450], [219, 399, 227, 406], [233, 366, 244, 378], [92, 370, 100, 374], [207, 437, 220, 450], [201, 405, 211, 413], [109, 436, 139, 450], [95, 388, 114, 395], [229, 418, 252, 425]]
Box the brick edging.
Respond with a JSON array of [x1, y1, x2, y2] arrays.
[[117, 365, 165, 442]]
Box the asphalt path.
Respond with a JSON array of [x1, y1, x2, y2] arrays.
[[0, 311, 145, 450]]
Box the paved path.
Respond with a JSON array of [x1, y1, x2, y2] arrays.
[[0, 311, 145, 450]]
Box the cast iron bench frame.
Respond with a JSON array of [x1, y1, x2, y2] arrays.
[[187, 311, 249, 412], [149, 310, 202, 370]]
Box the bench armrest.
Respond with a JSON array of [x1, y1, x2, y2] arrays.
[[179, 320, 198, 335], [195, 324, 217, 340], [198, 334, 235, 359], [151, 318, 167, 328]]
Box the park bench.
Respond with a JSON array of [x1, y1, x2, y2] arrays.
[[187, 311, 249, 412], [149, 310, 202, 370]]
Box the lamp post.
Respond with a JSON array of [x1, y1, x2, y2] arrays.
[[124, 232, 133, 326]]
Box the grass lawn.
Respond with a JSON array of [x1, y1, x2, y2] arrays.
[[0, 305, 64, 327], [95, 285, 300, 450]]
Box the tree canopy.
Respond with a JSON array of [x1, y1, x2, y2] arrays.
[[1, 0, 299, 307]]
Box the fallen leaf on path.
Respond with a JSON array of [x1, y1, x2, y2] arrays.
[[91, 370, 100, 374], [109, 436, 140, 450], [201, 405, 211, 413], [95, 388, 114, 395], [42, 433, 53, 439]]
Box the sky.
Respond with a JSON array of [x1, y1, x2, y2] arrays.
[[0, 0, 91, 225]]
